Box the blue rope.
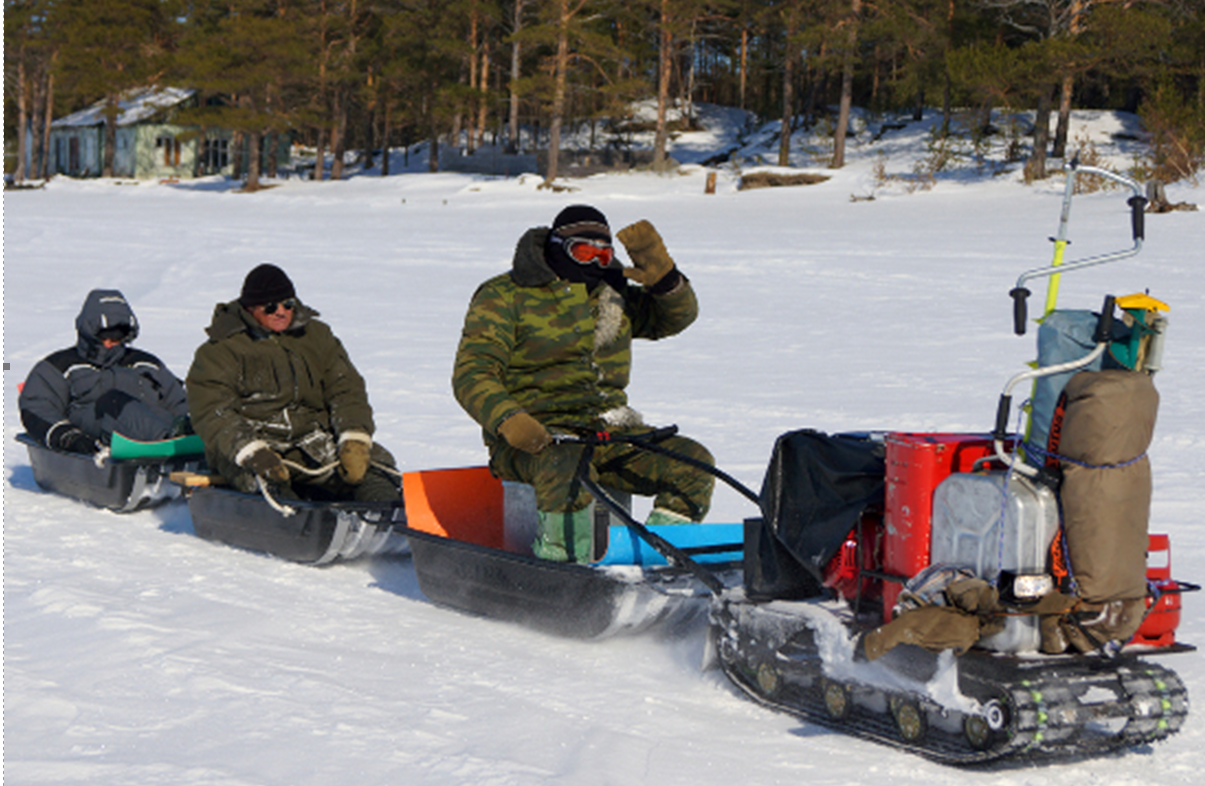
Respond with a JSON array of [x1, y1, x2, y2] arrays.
[[1022, 441, 1148, 471]]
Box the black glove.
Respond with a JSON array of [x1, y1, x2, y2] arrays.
[[54, 427, 100, 455], [240, 446, 290, 484], [168, 415, 193, 438]]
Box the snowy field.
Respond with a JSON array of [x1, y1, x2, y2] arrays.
[[3, 109, 1204, 785]]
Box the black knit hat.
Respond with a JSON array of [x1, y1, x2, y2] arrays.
[[551, 204, 610, 241], [239, 264, 296, 308]]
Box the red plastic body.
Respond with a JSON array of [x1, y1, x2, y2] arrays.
[[1131, 534, 1181, 648], [822, 513, 882, 602], [881, 433, 1002, 622]]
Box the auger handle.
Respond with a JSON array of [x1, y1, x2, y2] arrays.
[[1128, 196, 1147, 241], [1010, 287, 1031, 336], [1093, 295, 1116, 344]]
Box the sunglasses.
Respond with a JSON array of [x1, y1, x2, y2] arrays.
[[260, 299, 296, 315], [557, 236, 614, 266]]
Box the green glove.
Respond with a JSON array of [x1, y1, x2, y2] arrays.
[[497, 412, 552, 454], [617, 220, 675, 288]]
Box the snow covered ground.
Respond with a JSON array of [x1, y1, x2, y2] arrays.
[[3, 109, 1203, 785]]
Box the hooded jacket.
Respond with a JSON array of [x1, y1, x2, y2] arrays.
[[453, 226, 698, 446], [186, 299, 376, 475], [19, 289, 188, 447]]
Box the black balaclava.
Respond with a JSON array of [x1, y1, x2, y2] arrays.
[[545, 204, 626, 292]]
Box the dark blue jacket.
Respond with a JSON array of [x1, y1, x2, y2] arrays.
[[19, 289, 189, 449]]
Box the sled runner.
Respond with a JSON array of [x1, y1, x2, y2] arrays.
[[402, 453, 745, 640], [16, 432, 203, 513], [183, 482, 409, 566]]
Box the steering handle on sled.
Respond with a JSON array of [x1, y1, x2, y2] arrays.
[[1010, 159, 1146, 335], [555, 424, 761, 596], [552, 426, 760, 505], [993, 296, 1116, 476]]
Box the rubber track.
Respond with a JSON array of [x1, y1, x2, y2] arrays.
[[717, 617, 1189, 765]]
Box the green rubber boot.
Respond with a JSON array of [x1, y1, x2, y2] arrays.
[[645, 507, 693, 526], [533, 507, 597, 563]]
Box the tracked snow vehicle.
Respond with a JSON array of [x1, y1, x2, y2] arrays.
[[705, 162, 1195, 763]]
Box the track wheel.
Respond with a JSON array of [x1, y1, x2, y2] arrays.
[[755, 661, 780, 699], [963, 699, 1008, 750], [821, 678, 852, 721], [890, 697, 927, 743]]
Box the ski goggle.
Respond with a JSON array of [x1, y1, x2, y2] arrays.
[[260, 299, 296, 315], [555, 235, 614, 266]]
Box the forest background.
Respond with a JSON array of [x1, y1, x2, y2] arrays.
[[5, 0, 1205, 190]]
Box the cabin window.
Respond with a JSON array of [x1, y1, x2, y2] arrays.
[[156, 136, 181, 166], [202, 138, 229, 172]]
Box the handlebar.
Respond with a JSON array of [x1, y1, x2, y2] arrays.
[[1010, 161, 1146, 335]]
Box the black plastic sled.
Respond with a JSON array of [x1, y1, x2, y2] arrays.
[[187, 484, 409, 566], [17, 432, 202, 513], [402, 465, 743, 639]]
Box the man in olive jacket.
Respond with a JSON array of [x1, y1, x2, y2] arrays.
[[453, 205, 713, 562], [187, 264, 398, 502]]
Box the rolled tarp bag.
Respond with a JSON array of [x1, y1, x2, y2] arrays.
[[1058, 369, 1158, 605]]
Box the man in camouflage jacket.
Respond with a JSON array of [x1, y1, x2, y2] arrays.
[[453, 205, 714, 562], [187, 264, 398, 502]]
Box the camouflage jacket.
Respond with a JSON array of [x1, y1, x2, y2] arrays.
[[186, 300, 375, 469], [453, 226, 698, 446]]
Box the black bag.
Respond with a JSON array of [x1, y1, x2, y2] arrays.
[[746, 430, 885, 601]]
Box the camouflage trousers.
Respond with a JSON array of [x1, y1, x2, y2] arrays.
[[489, 431, 715, 520]]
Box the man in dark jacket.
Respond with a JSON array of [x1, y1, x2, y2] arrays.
[[186, 263, 398, 502], [453, 205, 714, 562], [20, 289, 190, 454]]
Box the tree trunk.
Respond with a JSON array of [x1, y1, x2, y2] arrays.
[[428, 132, 440, 172], [331, 90, 347, 180], [1053, 74, 1073, 159], [477, 43, 491, 149], [467, 11, 479, 154], [382, 100, 391, 176], [544, 0, 570, 186], [653, 0, 673, 172], [313, 128, 326, 180], [832, 0, 860, 170], [778, 19, 794, 167], [1028, 86, 1054, 180], [739, 27, 748, 111], [508, 0, 524, 153], [40, 67, 56, 178], [246, 130, 262, 190], [15, 54, 28, 183]]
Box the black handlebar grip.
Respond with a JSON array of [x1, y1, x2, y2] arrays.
[[1093, 295, 1116, 344], [1128, 196, 1147, 241], [994, 395, 1012, 441], [1009, 287, 1031, 335]]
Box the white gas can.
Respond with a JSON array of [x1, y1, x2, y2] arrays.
[[931, 471, 1060, 653]]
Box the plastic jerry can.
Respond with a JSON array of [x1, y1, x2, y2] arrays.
[[931, 471, 1060, 653], [882, 433, 1003, 622]]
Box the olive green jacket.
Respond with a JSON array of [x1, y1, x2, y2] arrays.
[[186, 300, 375, 470], [453, 227, 698, 446]]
